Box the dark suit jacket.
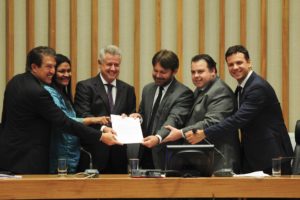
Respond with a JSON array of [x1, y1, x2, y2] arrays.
[[205, 72, 293, 173], [182, 77, 241, 173], [74, 74, 136, 172], [139, 78, 193, 169], [0, 72, 101, 174]]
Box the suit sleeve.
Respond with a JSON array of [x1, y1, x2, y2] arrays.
[[182, 87, 235, 133], [127, 86, 137, 114], [157, 88, 193, 139], [204, 85, 267, 137], [74, 81, 95, 117], [35, 88, 101, 144]]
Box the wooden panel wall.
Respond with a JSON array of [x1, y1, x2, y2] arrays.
[[1, 0, 298, 129], [6, 0, 14, 83]]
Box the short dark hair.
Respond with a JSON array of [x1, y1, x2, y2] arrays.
[[152, 49, 179, 71], [26, 46, 56, 72], [191, 54, 217, 73], [225, 45, 250, 62]]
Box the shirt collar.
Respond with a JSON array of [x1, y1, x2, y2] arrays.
[[159, 78, 173, 92], [99, 73, 117, 87], [239, 70, 253, 88]]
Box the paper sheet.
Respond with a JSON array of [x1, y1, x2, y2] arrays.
[[233, 171, 270, 177], [111, 114, 144, 144]]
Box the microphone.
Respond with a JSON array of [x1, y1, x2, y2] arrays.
[[80, 147, 99, 178], [191, 129, 226, 159], [192, 129, 234, 177]]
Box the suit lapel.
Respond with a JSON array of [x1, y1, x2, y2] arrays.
[[114, 80, 124, 113], [240, 72, 256, 103], [146, 85, 158, 129], [189, 78, 216, 113], [189, 89, 205, 113], [93, 75, 111, 112], [158, 79, 177, 109]]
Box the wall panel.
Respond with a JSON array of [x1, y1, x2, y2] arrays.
[[0, 0, 6, 102], [140, 0, 156, 91], [267, 0, 282, 100], [56, 0, 70, 56], [182, 0, 199, 89], [161, 0, 177, 51], [77, 0, 91, 82], [14, 0, 26, 75], [119, 0, 134, 85], [99, 0, 113, 48], [35, 0, 48, 47], [224, 0, 240, 90], [246, 0, 260, 73], [205, 0, 219, 66], [289, 0, 300, 129]]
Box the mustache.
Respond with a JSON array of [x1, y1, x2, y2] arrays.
[[154, 77, 165, 81]]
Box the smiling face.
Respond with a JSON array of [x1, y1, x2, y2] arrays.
[[31, 55, 56, 85], [99, 53, 121, 83], [191, 59, 216, 88], [152, 63, 177, 86], [55, 62, 71, 87], [226, 52, 251, 84]]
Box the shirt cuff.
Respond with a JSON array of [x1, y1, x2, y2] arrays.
[[155, 135, 162, 143], [180, 129, 186, 139], [100, 125, 107, 132]]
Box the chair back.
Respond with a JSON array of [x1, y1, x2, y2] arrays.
[[295, 120, 300, 145], [292, 120, 300, 174]]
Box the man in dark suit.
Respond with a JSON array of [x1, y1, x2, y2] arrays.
[[130, 49, 193, 169], [74, 45, 136, 174], [163, 54, 240, 173], [187, 45, 293, 175], [0, 46, 120, 174]]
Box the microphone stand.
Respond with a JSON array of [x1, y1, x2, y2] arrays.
[[192, 129, 234, 177], [80, 147, 99, 178]]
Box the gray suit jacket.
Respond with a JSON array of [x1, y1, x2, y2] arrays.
[[182, 77, 241, 172], [139, 78, 193, 169]]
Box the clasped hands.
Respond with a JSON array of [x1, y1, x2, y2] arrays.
[[163, 125, 206, 144]]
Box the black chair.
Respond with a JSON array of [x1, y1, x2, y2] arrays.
[[292, 120, 300, 174]]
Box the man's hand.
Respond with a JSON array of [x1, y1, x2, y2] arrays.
[[162, 125, 182, 143], [103, 126, 116, 135], [142, 135, 159, 148], [129, 113, 142, 119], [100, 132, 122, 146], [185, 129, 206, 144], [94, 116, 110, 125]]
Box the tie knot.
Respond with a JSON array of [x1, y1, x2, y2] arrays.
[[237, 86, 243, 92], [159, 86, 164, 92], [106, 84, 113, 91]]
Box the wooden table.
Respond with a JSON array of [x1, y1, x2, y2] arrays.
[[0, 174, 300, 199]]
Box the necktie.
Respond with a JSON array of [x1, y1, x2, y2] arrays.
[[106, 84, 114, 112], [236, 86, 243, 143], [148, 86, 164, 134], [236, 86, 243, 108], [194, 88, 202, 99]]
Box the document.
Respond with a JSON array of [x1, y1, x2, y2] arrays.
[[234, 171, 270, 177], [111, 114, 144, 144]]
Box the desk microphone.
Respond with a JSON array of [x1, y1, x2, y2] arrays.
[[191, 129, 226, 159], [80, 147, 99, 177], [192, 129, 234, 177]]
